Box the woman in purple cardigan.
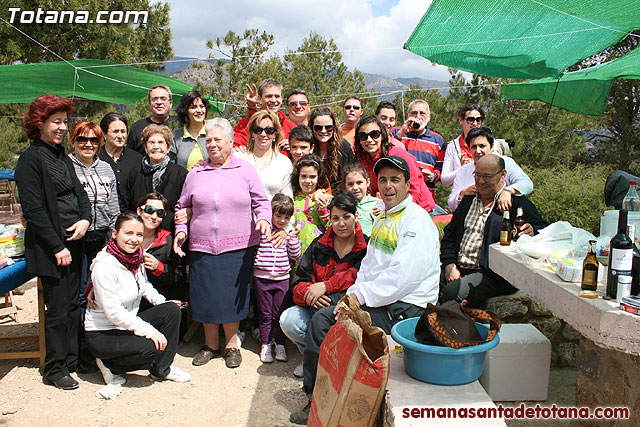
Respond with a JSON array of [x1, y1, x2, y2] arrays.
[[174, 118, 271, 369]]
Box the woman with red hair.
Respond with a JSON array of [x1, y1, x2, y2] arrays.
[[15, 95, 91, 390]]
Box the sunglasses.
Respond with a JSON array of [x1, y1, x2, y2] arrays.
[[251, 126, 276, 135], [357, 130, 382, 141], [344, 105, 361, 110], [288, 100, 308, 107], [75, 136, 99, 145], [465, 116, 484, 124], [140, 205, 166, 218], [313, 124, 334, 132]]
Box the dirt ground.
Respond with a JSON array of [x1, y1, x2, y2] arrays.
[[0, 278, 578, 427]]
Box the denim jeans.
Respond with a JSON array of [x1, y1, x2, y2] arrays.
[[279, 305, 313, 354]]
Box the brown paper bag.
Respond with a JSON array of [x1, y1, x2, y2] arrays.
[[308, 295, 390, 427]]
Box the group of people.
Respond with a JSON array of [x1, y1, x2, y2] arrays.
[[15, 77, 548, 424]]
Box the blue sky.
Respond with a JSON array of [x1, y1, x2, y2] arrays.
[[165, 0, 450, 81]]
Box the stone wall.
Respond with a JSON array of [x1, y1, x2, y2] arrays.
[[485, 291, 583, 367], [576, 339, 639, 426]]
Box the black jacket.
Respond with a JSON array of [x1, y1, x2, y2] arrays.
[[121, 161, 187, 231], [441, 194, 548, 271], [15, 139, 91, 278], [146, 228, 186, 300], [98, 146, 143, 208]]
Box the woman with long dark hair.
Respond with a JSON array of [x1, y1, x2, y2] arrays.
[[15, 94, 91, 390], [171, 90, 209, 170], [353, 115, 435, 212], [310, 107, 355, 193]]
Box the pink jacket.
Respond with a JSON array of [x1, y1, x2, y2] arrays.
[[175, 154, 271, 255]]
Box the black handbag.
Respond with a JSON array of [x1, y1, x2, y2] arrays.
[[414, 300, 501, 349]]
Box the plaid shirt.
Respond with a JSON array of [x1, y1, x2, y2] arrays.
[[457, 188, 503, 269]]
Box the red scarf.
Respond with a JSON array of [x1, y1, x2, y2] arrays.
[[106, 238, 144, 275]]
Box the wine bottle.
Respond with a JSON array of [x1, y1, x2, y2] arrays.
[[628, 224, 640, 296], [607, 209, 633, 299], [581, 240, 598, 292], [500, 211, 511, 246], [512, 207, 525, 240]]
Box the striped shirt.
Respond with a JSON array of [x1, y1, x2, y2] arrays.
[[253, 228, 302, 281], [392, 127, 446, 190], [458, 190, 502, 269]]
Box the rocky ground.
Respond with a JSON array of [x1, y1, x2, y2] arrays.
[[0, 279, 577, 427]]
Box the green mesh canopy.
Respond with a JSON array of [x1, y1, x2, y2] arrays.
[[405, 0, 640, 79], [500, 47, 640, 116], [0, 59, 224, 112]]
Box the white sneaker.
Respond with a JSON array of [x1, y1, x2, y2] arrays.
[[96, 358, 126, 385], [274, 344, 288, 362], [293, 363, 304, 378], [163, 365, 191, 383], [260, 344, 274, 363], [237, 331, 245, 348]]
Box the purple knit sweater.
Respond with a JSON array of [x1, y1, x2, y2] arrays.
[[175, 154, 271, 255]]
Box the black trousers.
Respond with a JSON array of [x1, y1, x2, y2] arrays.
[[302, 301, 423, 399], [439, 266, 517, 309], [85, 302, 181, 378], [39, 239, 83, 381]]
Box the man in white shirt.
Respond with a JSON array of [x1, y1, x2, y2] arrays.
[[448, 126, 533, 211], [289, 156, 440, 425]]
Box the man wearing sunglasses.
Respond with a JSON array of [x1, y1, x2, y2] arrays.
[[448, 126, 533, 212], [340, 96, 363, 148], [232, 78, 296, 150], [391, 99, 446, 194], [285, 89, 310, 126], [440, 153, 547, 308]]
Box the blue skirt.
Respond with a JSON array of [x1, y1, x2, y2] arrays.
[[189, 247, 256, 324]]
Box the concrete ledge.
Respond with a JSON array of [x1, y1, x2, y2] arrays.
[[385, 337, 506, 426], [489, 243, 640, 355]]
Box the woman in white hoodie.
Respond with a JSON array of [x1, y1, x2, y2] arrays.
[[85, 212, 189, 385]]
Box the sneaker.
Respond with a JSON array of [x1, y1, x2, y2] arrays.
[[274, 344, 288, 362], [293, 363, 304, 378], [252, 328, 261, 341], [290, 400, 311, 425], [237, 331, 245, 348], [96, 358, 126, 385], [260, 344, 274, 363], [163, 365, 191, 383]]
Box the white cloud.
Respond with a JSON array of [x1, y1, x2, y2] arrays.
[[166, 0, 450, 81]]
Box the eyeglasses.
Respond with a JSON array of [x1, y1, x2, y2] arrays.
[[140, 205, 166, 218], [288, 101, 308, 107], [357, 130, 382, 141], [75, 136, 99, 145], [473, 170, 503, 180], [251, 126, 276, 135], [344, 105, 361, 110], [465, 116, 484, 124], [313, 124, 334, 132], [150, 96, 169, 103], [146, 140, 167, 147]]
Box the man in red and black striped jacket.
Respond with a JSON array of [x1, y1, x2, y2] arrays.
[[391, 99, 446, 195]]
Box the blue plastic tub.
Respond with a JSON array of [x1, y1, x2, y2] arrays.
[[390, 317, 500, 386]]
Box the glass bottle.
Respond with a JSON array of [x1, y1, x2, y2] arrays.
[[512, 207, 525, 240], [581, 240, 598, 292], [500, 211, 511, 246], [607, 209, 633, 299]]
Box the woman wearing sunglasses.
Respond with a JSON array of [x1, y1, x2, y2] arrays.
[[236, 110, 293, 200], [441, 104, 485, 186], [354, 115, 435, 212], [310, 107, 355, 193], [15, 95, 91, 390], [135, 193, 185, 305], [68, 121, 120, 283], [122, 124, 187, 232]]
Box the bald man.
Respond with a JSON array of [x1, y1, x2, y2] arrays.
[[439, 154, 547, 308]]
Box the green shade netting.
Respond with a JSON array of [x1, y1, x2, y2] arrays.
[[0, 59, 224, 112], [405, 0, 640, 79], [500, 46, 640, 116]]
